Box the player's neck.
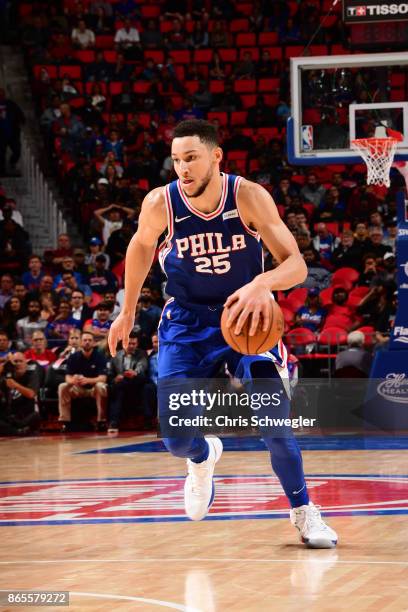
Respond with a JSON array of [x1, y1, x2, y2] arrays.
[[184, 172, 223, 214]]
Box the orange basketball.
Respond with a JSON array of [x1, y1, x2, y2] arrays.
[[221, 299, 284, 355]]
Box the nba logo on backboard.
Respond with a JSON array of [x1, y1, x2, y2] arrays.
[[301, 125, 313, 151]]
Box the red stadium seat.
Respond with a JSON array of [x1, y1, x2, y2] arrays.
[[286, 288, 308, 311], [227, 150, 248, 160], [140, 5, 160, 18], [207, 112, 228, 126], [318, 327, 348, 347], [193, 49, 213, 64], [230, 111, 248, 126], [258, 32, 278, 46], [285, 46, 304, 59], [257, 127, 280, 140], [319, 287, 333, 307], [144, 50, 164, 64], [133, 81, 151, 94], [324, 314, 352, 330], [95, 35, 115, 49], [59, 65, 82, 79], [160, 21, 173, 33], [239, 47, 260, 61], [281, 307, 295, 326], [241, 94, 257, 109], [332, 267, 359, 286], [85, 81, 107, 95], [230, 19, 250, 32], [75, 50, 95, 63], [209, 81, 225, 94], [169, 50, 191, 64], [234, 80, 257, 93], [258, 78, 280, 93], [33, 65, 58, 79], [112, 260, 125, 287], [184, 81, 199, 94], [218, 48, 237, 62], [104, 50, 117, 63], [236, 33, 257, 47], [236, 3, 253, 16], [263, 47, 283, 60], [285, 327, 317, 350]]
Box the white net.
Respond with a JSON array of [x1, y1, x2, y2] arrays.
[[351, 138, 398, 188]]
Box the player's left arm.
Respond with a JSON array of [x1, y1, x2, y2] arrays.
[[225, 179, 307, 335]]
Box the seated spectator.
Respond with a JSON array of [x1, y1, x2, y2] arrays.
[[85, 51, 111, 83], [188, 21, 209, 49], [16, 299, 48, 348], [383, 220, 397, 252], [300, 247, 332, 291], [279, 17, 301, 43], [114, 17, 141, 60], [0, 330, 13, 360], [296, 229, 313, 253], [371, 252, 397, 290], [328, 287, 353, 319], [0, 207, 31, 275], [71, 19, 95, 49], [315, 190, 345, 222], [335, 331, 372, 376], [58, 331, 107, 432], [105, 218, 134, 267], [54, 271, 92, 303], [13, 281, 28, 306], [94, 204, 134, 245], [247, 95, 275, 128], [192, 81, 213, 113], [85, 236, 110, 270], [353, 222, 370, 251], [233, 52, 256, 80], [312, 223, 340, 266], [148, 333, 159, 387], [331, 230, 363, 270], [110, 52, 133, 82], [24, 330, 56, 368], [256, 50, 275, 78], [164, 18, 188, 50], [209, 51, 226, 80], [45, 301, 81, 346], [1, 296, 24, 339], [0, 352, 41, 435], [45, 328, 83, 397], [300, 173, 326, 208], [53, 255, 84, 287], [365, 228, 392, 262], [273, 179, 299, 206], [210, 20, 231, 48], [88, 254, 118, 294], [88, 6, 113, 34], [295, 288, 326, 332], [22, 255, 44, 291], [114, 0, 139, 18], [0, 273, 14, 308], [52, 104, 85, 157], [358, 253, 378, 287], [72, 249, 89, 279], [88, 83, 106, 113], [70, 289, 93, 327], [0, 198, 24, 226], [140, 19, 163, 49], [111, 82, 137, 113], [49, 233, 73, 269], [107, 331, 153, 432], [90, 1, 113, 17], [83, 301, 113, 342]]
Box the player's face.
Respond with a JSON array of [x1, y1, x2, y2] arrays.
[[171, 136, 222, 199]]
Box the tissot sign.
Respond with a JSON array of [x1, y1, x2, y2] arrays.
[[344, 0, 408, 22]]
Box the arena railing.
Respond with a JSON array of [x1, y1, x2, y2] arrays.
[[21, 136, 67, 247]]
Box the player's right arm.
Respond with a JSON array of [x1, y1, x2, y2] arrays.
[[108, 187, 168, 356]]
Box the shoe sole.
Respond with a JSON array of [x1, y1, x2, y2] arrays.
[[302, 536, 337, 549]]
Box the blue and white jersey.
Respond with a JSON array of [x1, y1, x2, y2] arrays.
[[159, 173, 262, 307]]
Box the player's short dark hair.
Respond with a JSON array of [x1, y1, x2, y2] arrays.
[[173, 120, 219, 147]]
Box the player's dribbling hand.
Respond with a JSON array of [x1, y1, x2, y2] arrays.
[[224, 278, 272, 336], [108, 312, 135, 357]]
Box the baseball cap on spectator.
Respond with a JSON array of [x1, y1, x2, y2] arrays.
[[98, 178, 109, 185], [74, 248, 85, 256], [308, 288, 320, 297], [89, 237, 102, 246], [384, 252, 395, 261]]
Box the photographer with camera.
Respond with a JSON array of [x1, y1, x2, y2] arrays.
[[0, 352, 41, 435]]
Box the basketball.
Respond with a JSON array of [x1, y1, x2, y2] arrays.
[[221, 299, 284, 355]]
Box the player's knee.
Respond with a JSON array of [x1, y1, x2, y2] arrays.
[[264, 435, 300, 458], [163, 437, 194, 458]]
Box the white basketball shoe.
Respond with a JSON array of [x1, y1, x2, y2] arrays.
[[290, 501, 338, 548], [184, 437, 223, 521]]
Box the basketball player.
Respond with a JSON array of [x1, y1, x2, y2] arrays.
[[108, 120, 338, 548]]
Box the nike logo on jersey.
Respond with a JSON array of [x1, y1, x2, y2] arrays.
[[175, 215, 191, 223]]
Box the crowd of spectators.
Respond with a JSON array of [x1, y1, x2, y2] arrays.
[[0, 0, 404, 433]]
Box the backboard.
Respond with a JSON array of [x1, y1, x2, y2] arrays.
[[287, 51, 408, 165]]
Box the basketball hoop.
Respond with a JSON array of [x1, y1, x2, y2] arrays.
[[351, 137, 399, 188]]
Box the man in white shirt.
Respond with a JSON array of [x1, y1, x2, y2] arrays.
[[114, 17, 141, 59], [71, 20, 96, 49]]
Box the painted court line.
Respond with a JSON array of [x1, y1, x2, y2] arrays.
[[0, 558, 407, 566]]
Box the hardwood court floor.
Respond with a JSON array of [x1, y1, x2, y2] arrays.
[[0, 434, 407, 611]]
